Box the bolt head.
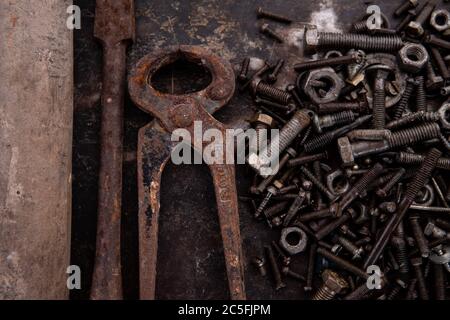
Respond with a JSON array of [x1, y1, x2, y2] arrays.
[[252, 113, 275, 127], [304, 27, 319, 52], [337, 136, 355, 166], [406, 21, 424, 37], [322, 269, 348, 293]]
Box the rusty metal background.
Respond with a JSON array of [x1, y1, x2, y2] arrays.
[[72, 0, 400, 300]]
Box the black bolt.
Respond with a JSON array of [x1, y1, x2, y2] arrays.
[[260, 23, 284, 43], [267, 59, 285, 84], [264, 201, 289, 218], [265, 245, 286, 291], [426, 34, 450, 51], [281, 266, 306, 282], [286, 84, 304, 108], [256, 7, 292, 24], [255, 186, 276, 219], [415, 75, 426, 112], [409, 216, 430, 258], [386, 111, 439, 130], [287, 152, 328, 168], [315, 208, 356, 240], [396, 9, 417, 33], [238, 57, 250, 83], [396, 151, 450, 171], [304, 242, 317, 292], [254, 96, 295, 115], [315, 101, 368, 114], [252, 79, 291, 105], [335, 235, 364, 260], [317, 247, 369, 279], [251, 256, 267, 277], [312, 111, 356, 133], [433, 263, 446, 300], [426, 61, 444, 90], [376, 168, 406, 197], [406, 1, 436, 37], [392, 78, 416, 120], [240, 61, 271, 91], [394, 0, 418, 17], [299, 166, 335, 201], [283, 189, 307, 226], [367, 64, 392, 129], [430, 47, 450, 80], [271, 241, 291, 266], [410, 257, 430, 300], [294, 52, 364, 72]]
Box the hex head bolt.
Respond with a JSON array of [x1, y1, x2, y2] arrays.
[[260, 23, 284, 43], [391, 221, 410, 276], [312, 269, 349, 300], [415, 75, 426, 112], [307, 29, 404, 52], [335, 163, 384, 216], [430, 47, 450, 80], [392, 78, 416, 120], [252, 110, 311, 175], [293, 52, 364, 72], [252, 80, 292, 105], [317, 248, 369, 279], [410, 216, 430, 258], [237, 57, 250, 83], [315, 101, 368, 114], [363, 148, 442, 269], [410, 257, 430, 300], [267, 59, 285, 84], [394, 0, 419, 17], [312, 111, 356, 133], [367, 65, 392, 129], [406, 1, 436, 37], [376, 168, 406, 197], [256, 7, 292, 24], [304, 114, 371, 153], [265, 245, 286, 291]]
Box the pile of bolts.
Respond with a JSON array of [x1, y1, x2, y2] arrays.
[[240, 1, 450, 300]]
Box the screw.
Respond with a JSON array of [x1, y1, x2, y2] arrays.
[[376, 168, 406, 197], [317, 248, 368, 279], [281, 266, 306, 282], [433, 263, 446, 300], [410, 257, 430, 300], [415, 75, 426, 112], [251, 256, 267, 277], [265, 245, 286, 291], [391, 221, 410, 277], [305, 28, 404, 52], [294, 52, 364, 72], [386, 111, 440, 130], [286, 84, 304, 107], [256, 7, 292, 24], [335, 235, 364, 260], [396, 151, 450, 170], [271, 240, 291, 266], [426, 34, 450, 51], [260, 23, 284, 43], [393, 78, 416, 120], [252, 79, 291, 105], [315, 208, 356, 240], [287, 152, 328, 168], [367, 64, 392, 129], [240, 60, 271, 91], [312, 269, 348, 300], [283, 189, 307, 226], [299, 166, 335, 201], [312, 111, 356, 133], [254, 186, 276, 219], [364, 148, 442, 269], [238, 57, 250, 83], [315, 101, 368, 115], [267, 59, 285, 84], [254, 97, 295, 115], [335, 163, 384, 216], [410, 216, 430, 258], [394, 0, 419, 17], [406, 1, 436, 37], [264, 201, 289, 219]]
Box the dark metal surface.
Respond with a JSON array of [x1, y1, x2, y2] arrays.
[[90, 0, 135, 300], [72, 0, 401, 300]]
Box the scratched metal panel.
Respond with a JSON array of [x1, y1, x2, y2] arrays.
[[72, 0, 399, 299]]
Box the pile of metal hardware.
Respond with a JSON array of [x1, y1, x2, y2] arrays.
[[241, 2, 450, 300]]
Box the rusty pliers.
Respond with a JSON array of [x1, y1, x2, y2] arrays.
[[128, 46, 246, 300]]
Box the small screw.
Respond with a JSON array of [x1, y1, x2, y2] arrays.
[[256, 7, 292, 24], [260, 23, 284, 43]]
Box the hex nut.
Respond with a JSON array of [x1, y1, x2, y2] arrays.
[[321, 269, 348, 294], [326, 169, 350, 196], [430, 9, 450, 32], [302, 67, 345, 104], [252, 113, 275, 127], [397, 43, 428, 74], [438, 103, 450, 129], [337, 136, 354, 166], [279, 227, 308, 255]]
